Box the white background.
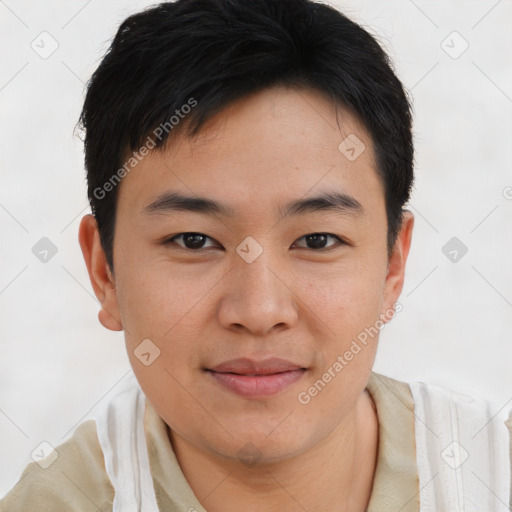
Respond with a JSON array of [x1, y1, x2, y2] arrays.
[[1, 0, 511, 496]]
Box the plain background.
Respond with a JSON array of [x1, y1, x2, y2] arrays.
[[1, 0, 511, 496]]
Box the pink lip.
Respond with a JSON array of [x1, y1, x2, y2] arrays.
[[206, 358, 306, 398]]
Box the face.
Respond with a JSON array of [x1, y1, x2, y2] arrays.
[[80, 86, 413, 464]]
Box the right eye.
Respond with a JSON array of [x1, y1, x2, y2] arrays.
[[162, 232, 220, 250]]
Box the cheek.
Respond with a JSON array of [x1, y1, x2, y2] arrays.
[[300, 262, 385, 333], [293, 274, 382, 416], [294, 263, 386, 399], [117, 261, 194, 325], [116, 262, 214, 416], [115, 259, 226, 369]]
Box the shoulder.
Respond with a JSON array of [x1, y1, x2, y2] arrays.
[[365, 372, 417, 457], [369, 372, 511, 509], [366, 371, 415, 415], [0, 419, 114, 512]]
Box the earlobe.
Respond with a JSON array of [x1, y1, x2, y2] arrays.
[[98, 308, 123, 332], [381, 210, 414, 316], [78, 214, 123, 332]]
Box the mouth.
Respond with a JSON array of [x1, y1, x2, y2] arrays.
[[205, 358, 307, 398]]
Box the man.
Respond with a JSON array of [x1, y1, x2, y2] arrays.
[[1, 0, 509, 510]]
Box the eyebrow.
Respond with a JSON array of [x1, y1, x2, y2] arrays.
[[142, 190, 363, 219]]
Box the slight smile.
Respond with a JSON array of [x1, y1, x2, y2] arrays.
[[205, 358, 307, 398]]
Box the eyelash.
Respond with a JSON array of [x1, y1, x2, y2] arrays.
[[162, 232, 348, 251]]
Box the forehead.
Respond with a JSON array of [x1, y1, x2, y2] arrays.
[[116, 86, 384, 219]]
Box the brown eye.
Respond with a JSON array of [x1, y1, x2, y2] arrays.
[[292, 233, 343, 250], [168, 233, 217, 250]]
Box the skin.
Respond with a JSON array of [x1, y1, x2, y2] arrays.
[[79, 86, 414, 512]]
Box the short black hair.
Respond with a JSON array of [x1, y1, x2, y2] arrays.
[[79, 0, 414, 271]]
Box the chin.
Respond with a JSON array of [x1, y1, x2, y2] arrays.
[[214, 420, 314, 463]]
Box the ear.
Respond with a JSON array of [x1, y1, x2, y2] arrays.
[[381, 210, 414, 318], [78, 214, 123, 331]]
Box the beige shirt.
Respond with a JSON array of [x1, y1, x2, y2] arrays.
[[0, 373, 427, 511]]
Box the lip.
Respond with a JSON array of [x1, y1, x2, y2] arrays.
[[206, 358, 307, 398]]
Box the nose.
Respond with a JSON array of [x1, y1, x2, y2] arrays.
[[218, 251, 299, 337]]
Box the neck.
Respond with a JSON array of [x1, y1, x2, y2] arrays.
[[169, 390, 379, 512]]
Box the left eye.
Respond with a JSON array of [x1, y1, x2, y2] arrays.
[[292, 233, 343, 250]]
